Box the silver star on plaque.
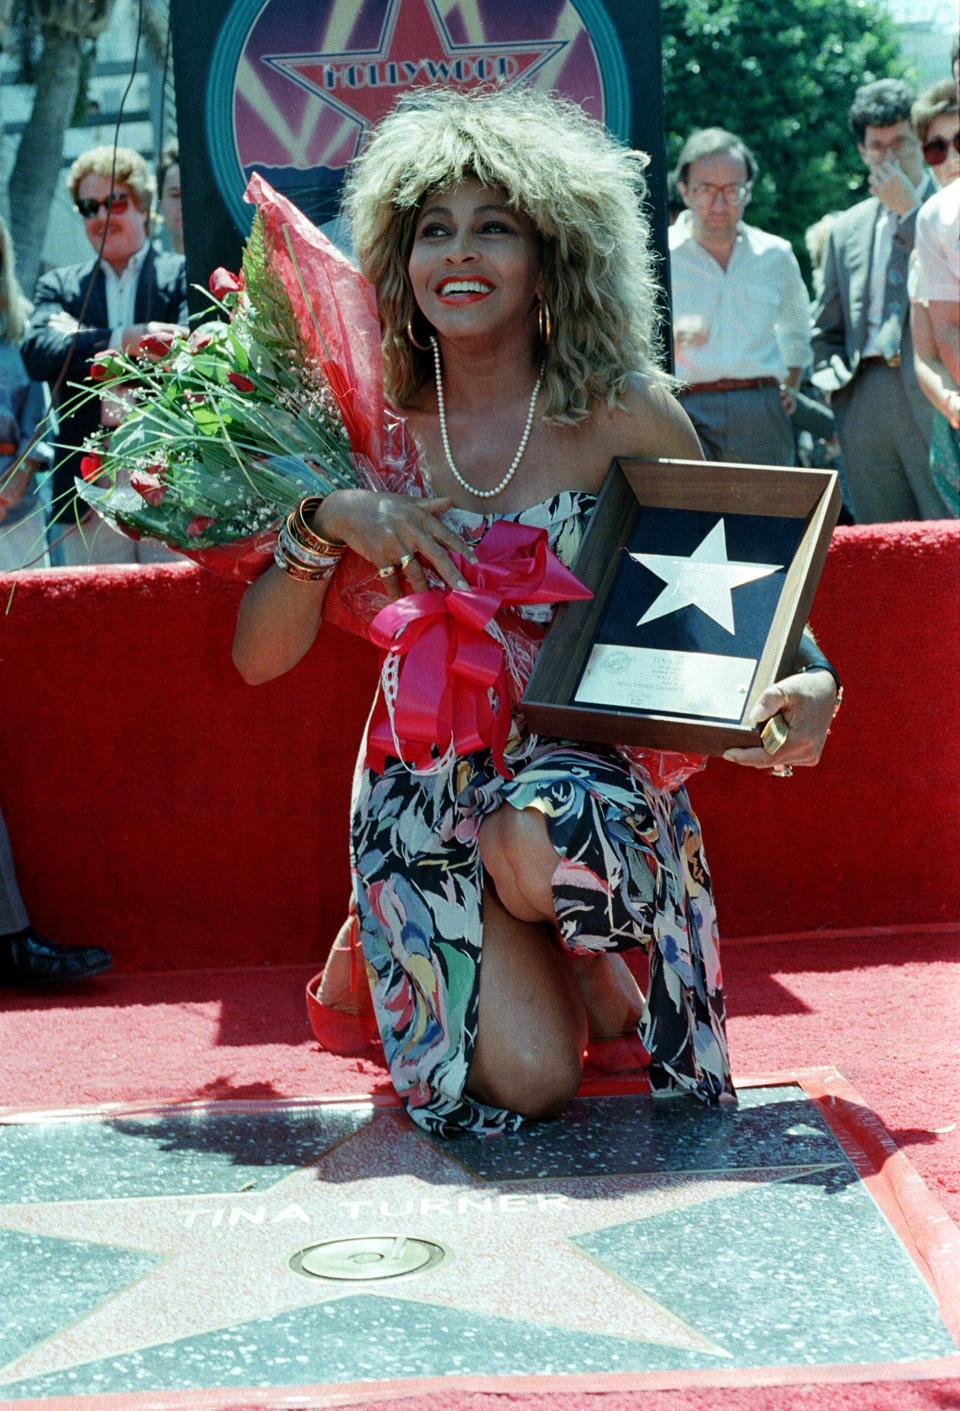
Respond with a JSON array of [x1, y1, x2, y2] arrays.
[[631, 519, 783, 634]]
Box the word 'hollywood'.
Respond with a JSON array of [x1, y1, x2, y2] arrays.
[[314, 53, 522, 91], [183, 1191, 570, 1229]]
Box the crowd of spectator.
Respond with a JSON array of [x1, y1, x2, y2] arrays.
[[669, 43, 959, 523]]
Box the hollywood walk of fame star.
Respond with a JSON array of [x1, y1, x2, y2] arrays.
[[263, 0, 567, 147], [630, 519, 783, 634], [0, 1105, 842, 1388]]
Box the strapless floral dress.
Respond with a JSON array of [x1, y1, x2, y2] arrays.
[[349, 489, 734, 1137]]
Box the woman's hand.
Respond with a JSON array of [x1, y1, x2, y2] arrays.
[[722, 670, 838, 773], [315, 489, 475, 600], [945, 389, 960, 430]]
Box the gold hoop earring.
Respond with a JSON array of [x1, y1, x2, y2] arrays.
[[406, 319, 431, 351], [537, 299, 553, 346]]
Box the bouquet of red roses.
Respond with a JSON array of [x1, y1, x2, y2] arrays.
[[64, 173, 396, 581]]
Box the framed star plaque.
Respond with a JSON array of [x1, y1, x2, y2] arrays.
[[522, 458, 841, 754]]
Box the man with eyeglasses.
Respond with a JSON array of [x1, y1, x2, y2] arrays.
[[22, 145, 188, 563], [811, 80, 938, 522], [669, 128, 811, 468]]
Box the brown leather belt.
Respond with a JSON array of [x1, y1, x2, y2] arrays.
[[678, 376, 779, 396]]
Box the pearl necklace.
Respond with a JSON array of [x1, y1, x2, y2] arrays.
[[431, 336, 543, 500]]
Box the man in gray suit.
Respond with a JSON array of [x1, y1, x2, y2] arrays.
[[812, 80, 938, 522]]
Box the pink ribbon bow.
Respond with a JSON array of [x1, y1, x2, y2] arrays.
[[365, 520, 592, 778]]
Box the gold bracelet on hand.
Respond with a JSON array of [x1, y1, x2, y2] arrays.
[[273, 538, 339, 582], [291, 495, 346, 554]]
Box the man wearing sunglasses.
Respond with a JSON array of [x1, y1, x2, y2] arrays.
[[811, 80, 939, 523], [22, 145, 187, 563]]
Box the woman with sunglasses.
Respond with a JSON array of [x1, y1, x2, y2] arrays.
[[20, 146, 188, 564], [913, 79, 960, 189], [909, 60, 960, 518]]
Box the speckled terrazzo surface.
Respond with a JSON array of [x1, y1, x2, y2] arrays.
[[0, 1085, 955, 1400]]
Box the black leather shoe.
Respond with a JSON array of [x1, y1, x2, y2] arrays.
[[0, 928, 112, 986]]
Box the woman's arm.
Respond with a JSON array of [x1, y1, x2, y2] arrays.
[[911, 300, 960, 429], [232, 487, 471, 684], [232, 558, 331, 684]]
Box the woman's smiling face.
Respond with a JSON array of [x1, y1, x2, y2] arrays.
[[407, 179, 541, 345]]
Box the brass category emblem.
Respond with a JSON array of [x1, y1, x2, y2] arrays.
[[290, 1235, 447, 1283]]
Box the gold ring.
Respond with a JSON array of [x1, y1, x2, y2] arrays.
[[761, 712, 789, 756], [398, 552, 416, 571], [377, 564, 399, 579], [770, 764, 794, 778]]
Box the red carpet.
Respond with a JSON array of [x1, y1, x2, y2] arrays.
[[2, 929, 958, 1410], [3, 931, 954, 1230], [4, 929, 956, 1227]]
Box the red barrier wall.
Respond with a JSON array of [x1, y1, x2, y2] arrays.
[[1, 520, 957, 972]]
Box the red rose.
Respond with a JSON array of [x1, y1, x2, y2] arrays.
[[133, 330, 177, 361], [190, 329, 214, 353], [227, 372, 255, 393], [209, 267, 244, 300], [130, 470, 166, 507], [89, 350, 121, 382], [186, 515, 215, 537], [79, 453, 104, 482]]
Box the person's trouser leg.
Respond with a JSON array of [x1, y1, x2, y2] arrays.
[[679, 391, 726, 462], [831, 366, 924, 523], [0, 512, 51, 572], [681, 387, 795, 466], [0, 805, 29, 934]]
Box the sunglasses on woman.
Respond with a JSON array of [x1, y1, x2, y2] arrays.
[[922, 133, 960, 166], [75, 192, 130, 219]]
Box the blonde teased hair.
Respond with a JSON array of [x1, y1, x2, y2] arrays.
[[343, 85, 669, 423], [0, 215, 30, 343]]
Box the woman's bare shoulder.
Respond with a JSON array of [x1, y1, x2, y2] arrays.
[[593, 373, 704, 462]]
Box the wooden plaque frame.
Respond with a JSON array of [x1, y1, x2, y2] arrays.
[[522, 457, 841, 755]]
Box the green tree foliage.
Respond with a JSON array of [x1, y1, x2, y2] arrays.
[[661, 0, 908, 280]]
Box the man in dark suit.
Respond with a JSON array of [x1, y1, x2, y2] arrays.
[[811, 80, 938, 523], [22, 145, 188, 563]]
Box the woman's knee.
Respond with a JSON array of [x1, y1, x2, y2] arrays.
[[470, 1031, 584, 1120], [479, 805, 559, 923]]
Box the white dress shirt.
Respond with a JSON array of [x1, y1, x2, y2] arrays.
[[102, 240, 150, 347], [669, 211, 812, 383]]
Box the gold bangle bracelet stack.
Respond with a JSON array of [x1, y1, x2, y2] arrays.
[[274, 495, 346, 582]]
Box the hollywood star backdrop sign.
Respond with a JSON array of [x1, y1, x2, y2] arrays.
[[171, 0, 670, 329]]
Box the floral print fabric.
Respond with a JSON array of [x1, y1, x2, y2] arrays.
[[350, 492, 734, 1137]]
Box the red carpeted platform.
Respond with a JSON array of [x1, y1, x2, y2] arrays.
[[1, 520, 959, 1410]]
